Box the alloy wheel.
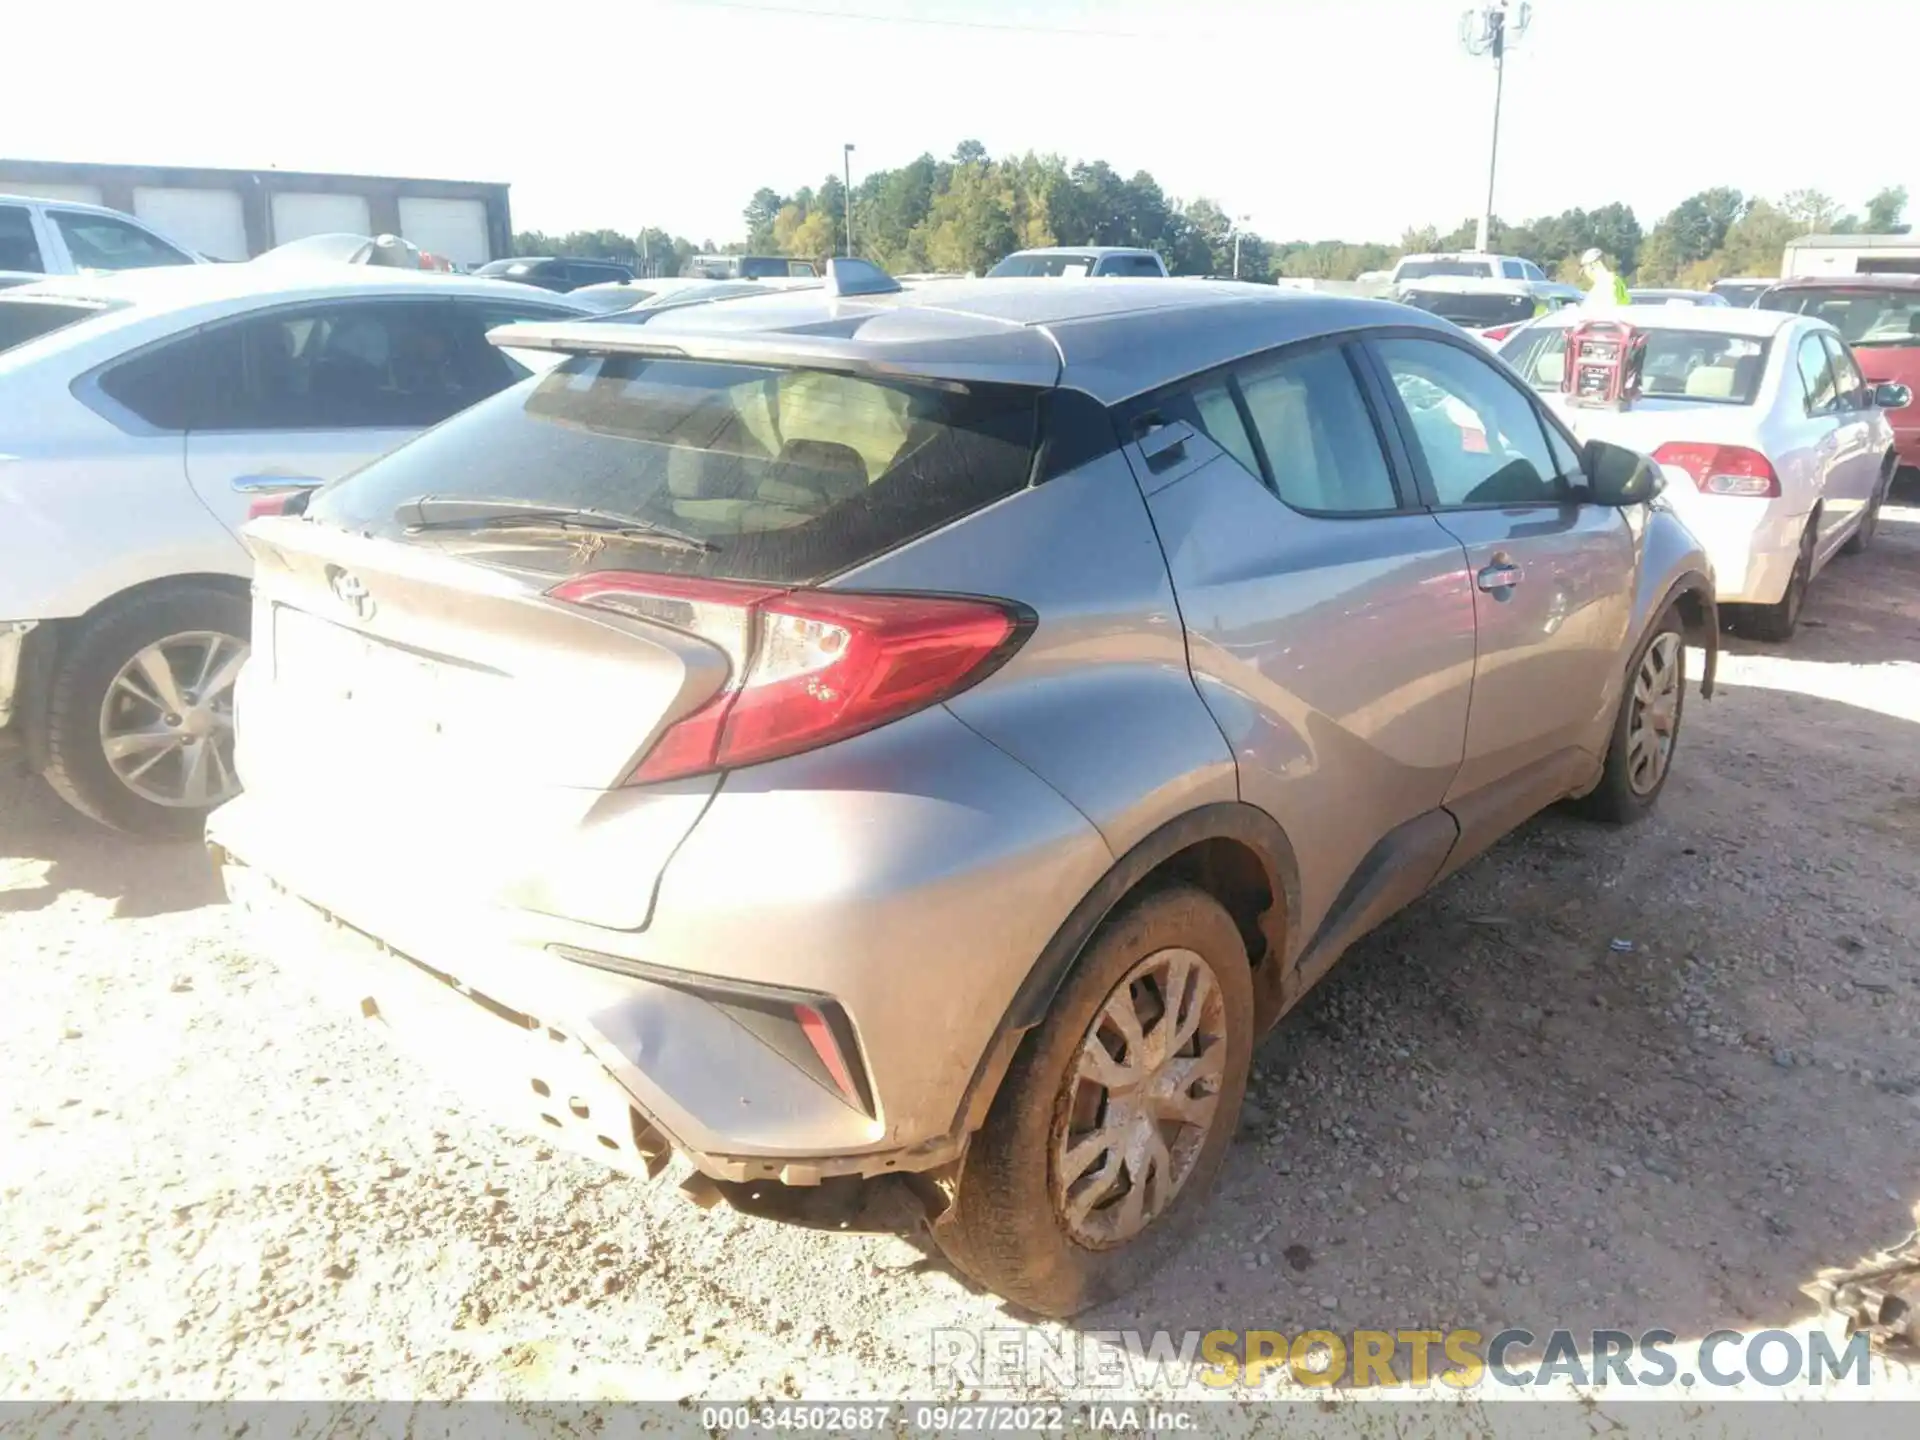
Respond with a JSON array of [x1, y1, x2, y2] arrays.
[[98, 631, 247, 808], [1626, 631, 1683, 796], [1051, 946, 1228, 1248]]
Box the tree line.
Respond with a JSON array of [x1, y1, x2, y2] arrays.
[[515, 141, 1910, 287]]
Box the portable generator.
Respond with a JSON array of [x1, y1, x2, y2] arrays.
[[1562, 317, 1646, 409]]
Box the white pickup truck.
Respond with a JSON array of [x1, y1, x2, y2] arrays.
[[0, 195, 205, 291]]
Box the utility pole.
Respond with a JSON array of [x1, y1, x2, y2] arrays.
[[1460, 1, 1531, 254], [1230, 214, 1251, 279], [843, 143, 856, 257]]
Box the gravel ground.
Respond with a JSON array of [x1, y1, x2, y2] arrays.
[[3, 501, 1918, 1406]]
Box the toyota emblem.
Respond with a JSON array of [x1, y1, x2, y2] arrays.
[[328, 568, 375, 621]]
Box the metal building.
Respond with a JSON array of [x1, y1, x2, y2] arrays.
[[0, 159, 512, 269]]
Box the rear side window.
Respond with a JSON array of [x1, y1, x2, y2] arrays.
[[1098, 255, 1163, 277], [0, 299, 103, 354], [1235, 347, 1399, 512], [0, 205, 43, 273], [308, 356, 1042, 585], [51, 211, 193, 271]]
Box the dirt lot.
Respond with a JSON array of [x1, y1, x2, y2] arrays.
[[3, 501, 1918, 1405]]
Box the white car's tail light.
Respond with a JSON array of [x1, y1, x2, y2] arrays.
[[1653, 442, 1781, 498]]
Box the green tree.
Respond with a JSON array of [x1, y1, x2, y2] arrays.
[[917, 161, 1015, 274], [1864, 185, 1910, 234], [743, 188, 784, 252]]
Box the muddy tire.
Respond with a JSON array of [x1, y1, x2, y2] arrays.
[[1576, 604, 1686, 825], [39, 587, 250, 839], [932, 885, 1253, 1318]]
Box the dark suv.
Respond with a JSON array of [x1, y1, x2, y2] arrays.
[[472, 256, 634, 292]]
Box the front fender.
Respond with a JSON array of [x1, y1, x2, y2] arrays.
[[1634, 505, 1717, 699]]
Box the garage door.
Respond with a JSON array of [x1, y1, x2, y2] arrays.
[[398, 197, 491, 268], [1, 182, 104, 206], [133, 186, 249, 260], [270, 192, 372, 246]]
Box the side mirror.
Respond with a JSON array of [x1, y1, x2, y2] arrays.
[[1874, 381, 1913, 410], [1582, 439, 1665, 507]]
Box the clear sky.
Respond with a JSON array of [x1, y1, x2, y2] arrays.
[[10, 0, 1917, 245]]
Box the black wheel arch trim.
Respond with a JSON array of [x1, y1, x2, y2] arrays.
[[947, 800, 1302, 1139], [1653, 567, 1717, 699]]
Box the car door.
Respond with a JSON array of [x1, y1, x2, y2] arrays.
[[1818, 331, 1879, 541], [1124, 338, 1477, 964], [1366, 333, 1637, 849], [177, 299, 504, 537], [1788, 329, 1849, 553]]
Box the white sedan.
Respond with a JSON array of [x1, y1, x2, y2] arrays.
[[0, 265, 589, 834], [1496, 306, 1906, 641]]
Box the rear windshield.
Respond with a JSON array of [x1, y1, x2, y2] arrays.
[[307, 355, 1042, 585], [1712, 282, 1769, 308], [1757, 286, 1920, 346], [1399, 289, 1534, 327], [1395, 259, 1495, 280], [988, 254, 1097, 278], [0, 299, 108, 354], [1501, 327, 1770, 404]]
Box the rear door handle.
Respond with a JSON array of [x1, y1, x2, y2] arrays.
[[1476, 561, 1523, 592], [231, 474, 324, 495]]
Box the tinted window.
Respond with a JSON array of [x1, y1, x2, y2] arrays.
[[786, 260, 817, 277], [1375, 337, 1561, 507], [1521, 260, 1547, 282], [307, 357, 1042, 587], [0, 206, 43, 272], [1396, 258, 1496, 280], [52, 211, 193, 271], [1795, 333, 1838, 416], [1501, 260, 1524, 279], [988, 253, 1097, 278], [1822, 333, 1868, 409], [0, 299, 104, 353], [1098, 255, 1163, 277], [100, 301, 516, 432], [1401, 289, 1535, 328], [1235, 347, 1399, 512], [1759, 285, 1920, 346]]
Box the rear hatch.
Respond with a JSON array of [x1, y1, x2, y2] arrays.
[[234, 345, 1044, 930]]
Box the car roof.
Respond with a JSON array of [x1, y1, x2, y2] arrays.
[[4, 262, 584, 311], [493, 276, 1455, 402], [1763, 273, 1920, 292], [1525, 304, 1802, 336], [1002, 246, 1159, 257], [0, 192, 139, 218], [1395, 252, 1524, 263]]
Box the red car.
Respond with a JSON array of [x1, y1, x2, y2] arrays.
[[1759, 275, 1920, 476]]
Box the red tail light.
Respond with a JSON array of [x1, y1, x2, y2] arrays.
[[1652, 442, 1780, 498], [1481, 324, 1518, 342], [547, 573, 1029, 783]]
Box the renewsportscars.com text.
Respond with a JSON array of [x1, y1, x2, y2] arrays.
[[929, 1326, 1874, 1391]]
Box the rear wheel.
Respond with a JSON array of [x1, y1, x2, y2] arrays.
[[40, 588, 250, 838], [1735, 521, 1814, 643], [1577, 604, 1685, 824], [933, 886, 1252, 1317]]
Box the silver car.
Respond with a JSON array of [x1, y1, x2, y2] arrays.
[[209, 273, 1716, 1317]]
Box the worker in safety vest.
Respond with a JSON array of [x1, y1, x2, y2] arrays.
[[1581, 247, 1632, 307]]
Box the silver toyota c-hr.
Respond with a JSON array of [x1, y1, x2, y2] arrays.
[[210, 268, 1715, 1316]]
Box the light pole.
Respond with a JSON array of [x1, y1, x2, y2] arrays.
[[1229, 214, 1251, 279], [1460, 1, 1531, 254], [843, 143, 856, 257]]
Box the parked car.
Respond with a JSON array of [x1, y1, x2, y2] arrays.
[[1394, 276, 1581, 340], [988, 246, 1168, 277], [0, 194, 204, 291], [682, 254, 819, 280], [254, 233, 454, 272], [472, 256, 634, 292], [1627, 288, 1728, 307], [1389, 251, 1549, 286], [1757, 275, 1920, 480], [208, 274, 1713, 1317], [1498, 306, 1905, 641], [1711, 277, 1775, 308], [0, 265, 590, 834], [567, 276, 816, 316]]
